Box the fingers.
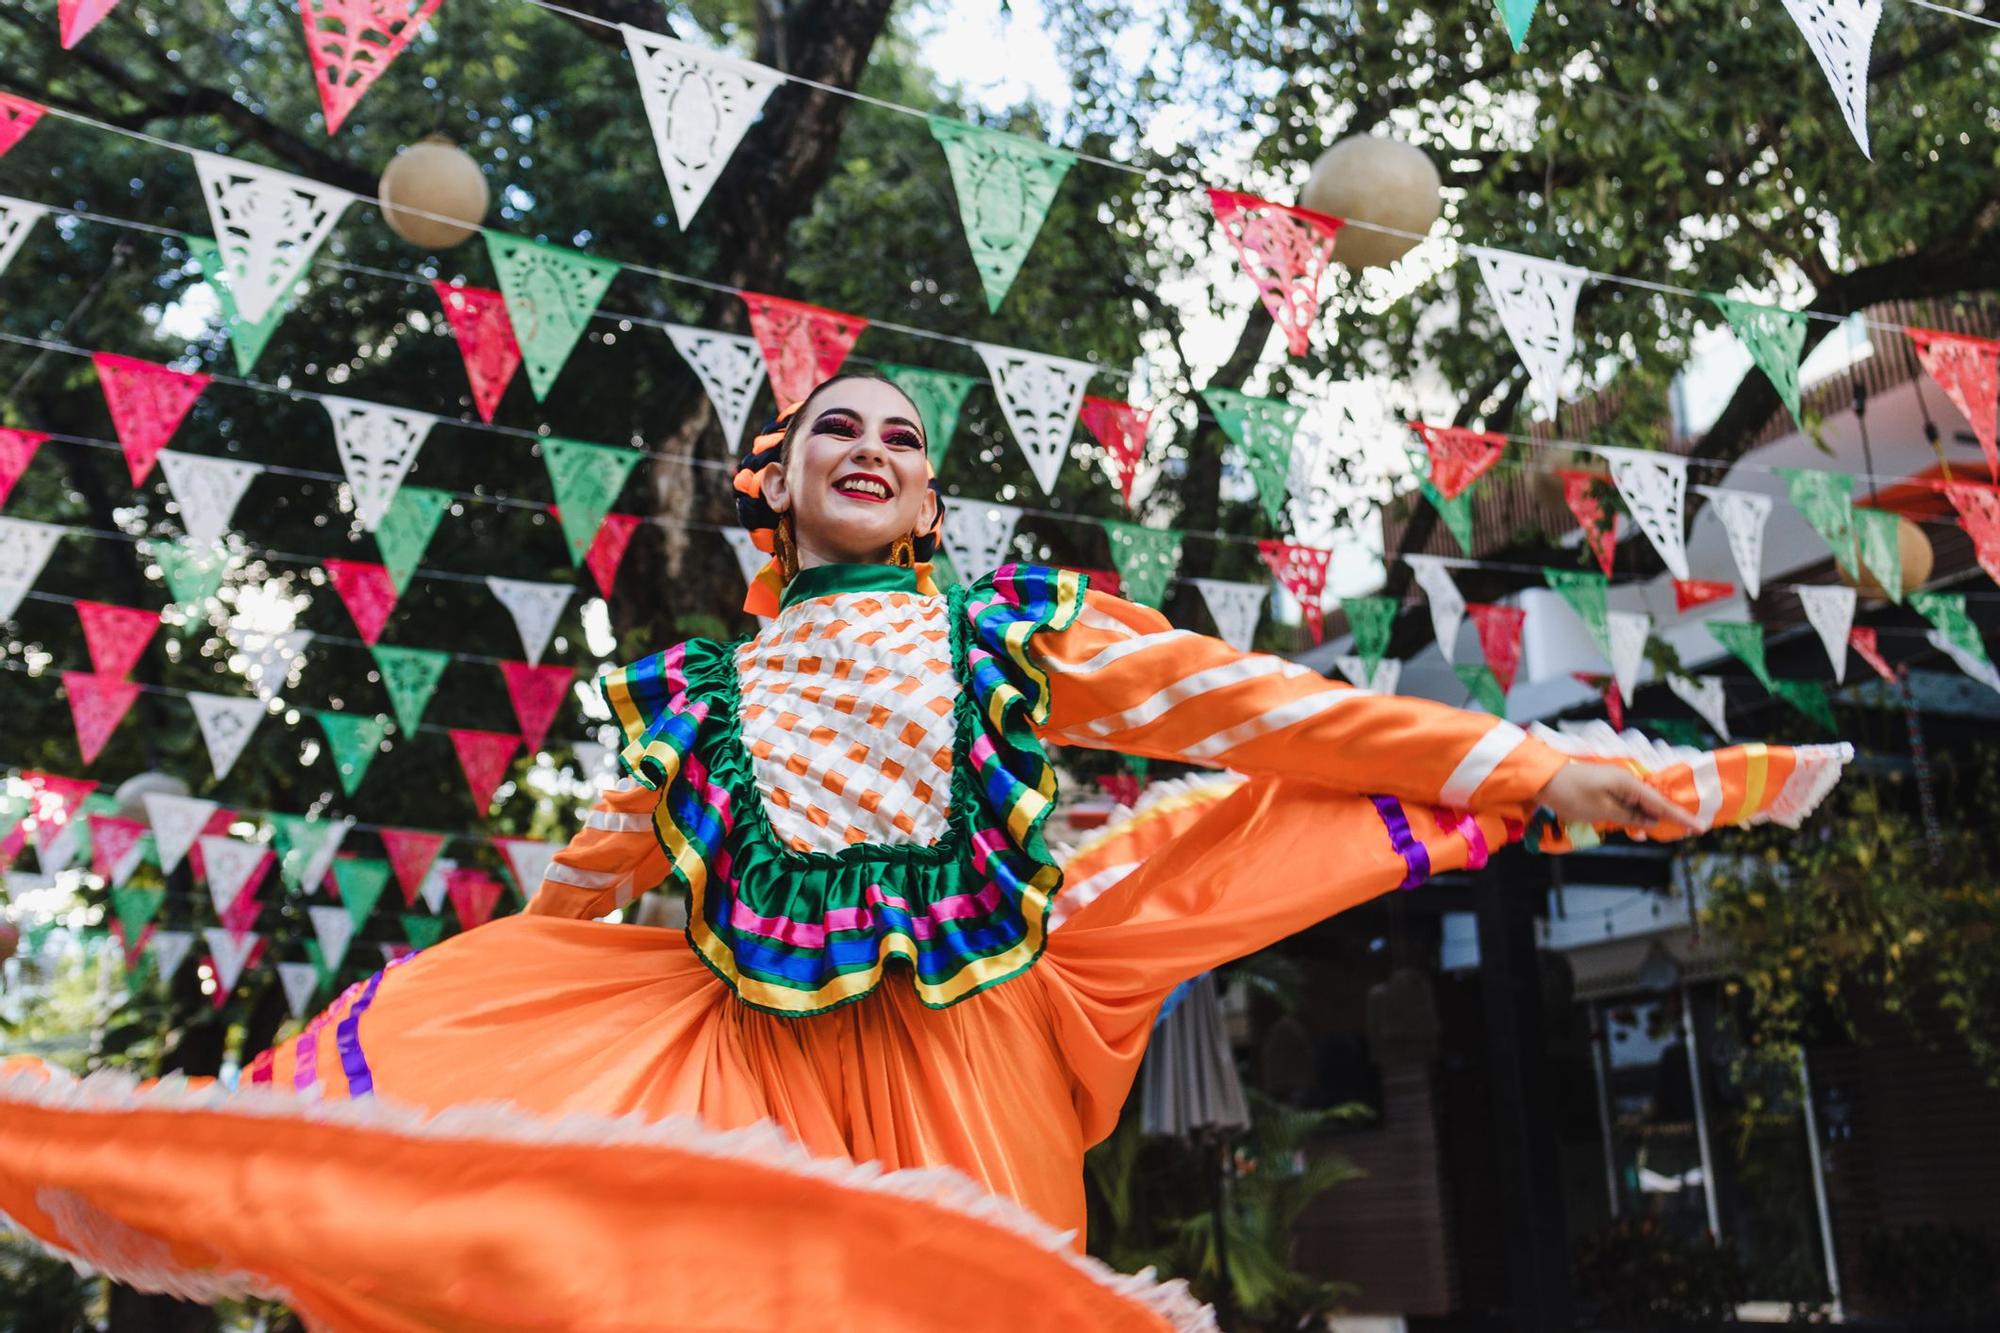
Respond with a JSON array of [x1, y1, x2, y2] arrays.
[[1629, 776, 1701, 830]]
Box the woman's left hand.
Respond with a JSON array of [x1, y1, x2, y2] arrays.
[[1534, 762, 1699, 830]]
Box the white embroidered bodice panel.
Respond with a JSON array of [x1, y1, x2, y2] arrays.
[[735, 588, 960, 855]]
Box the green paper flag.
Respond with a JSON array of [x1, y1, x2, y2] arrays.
[[402, 911, 445, 950], [333, 857, 393, 931], [1708, 295, 1807, 425], [1772, 678, 1838, 732], [1340, 596, 1398, 675], [1708, 620, 1773, 690], [0, 793, 26, 845], [1910, 591, 1989, 664], [879, 364, 980, 466], [188, 234, 288, 376], [1544, 567, 1612, 656], [483, 234, 621, 401], [1104, 521, 1183, 609], [1778, 467, 1856, 577], [315, 710, 389, 796], [1203, 387, 1302, 528], [1637, 717, 1708, 748], [110, 886, 163, 939], [1495, 0, 1538, 50], [928, 118, 1077, 312], [1852, 507, 1903, 603], [371, 645, 450, 734], [274, 814, 342, 894], [25, 920, 58, 957], [543, 437, 641, 566], [928, 549, 963, 591], [1423, 481, 1477, 554], [375, 486, 450, 595], [1455, 662, 1508, 715], [303, 938, 335, 993], [150, 538, 230, 633]]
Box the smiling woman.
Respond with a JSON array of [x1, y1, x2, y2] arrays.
[[0, 375, 1853, 1332]]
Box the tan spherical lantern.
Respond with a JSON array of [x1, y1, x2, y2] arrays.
[[1840, 512, 1935, 601], [1299, 135, 1443, 270], [379, 136, 489, 249]]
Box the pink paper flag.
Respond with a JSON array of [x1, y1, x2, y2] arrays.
[[205, 936, 266, 1009], [88, 813, 147, 884], [62, 671, 141, 764], [583, 511, 640, 599], [1849, 626, 1895, 683], [1672, 579, 1735, 614], [0, 429, 46, 507], [1573, 672, 1624, 731], [1467, 603, 1526, 693], [59, 0, 120, 48], [1909, 328, 2000, 481], [323, 558, 399, 645], [222, 854, 274, 941], [183, 807, 238, 884], [1079, 396, 1150, 508], [1945, 481, 2000, 588], [301, 0, 446, 135], [0, 94, 47, 159], [111, 919, 155, 971], [434, 281, 523, 423], [4, 772, 96, 866], [740, 292, 869, 407], [1069, 566, 1122, 596], [499, 661, 573, 754], [449, 728, 521, 813], [1561, 470, 1619, 577], [1206, 188, 1343, 359], [446, 866, 504, 930], [74, 600, 159, 677], [379, 827, 445, 907], [93, 352, 211, 485], [1256, 539, 1333, 643], [1411, 422, 1506, 501]]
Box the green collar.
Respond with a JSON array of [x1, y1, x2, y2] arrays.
[[779, 562, 919, 610]]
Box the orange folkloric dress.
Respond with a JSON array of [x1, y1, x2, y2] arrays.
[[0, 564, 1850, 1332]]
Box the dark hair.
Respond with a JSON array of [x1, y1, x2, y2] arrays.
[[775, 372, 926, 466]]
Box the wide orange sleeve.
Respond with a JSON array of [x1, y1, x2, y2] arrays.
[[523, 777, 671, 920], [1028, 589, 1570, 810]]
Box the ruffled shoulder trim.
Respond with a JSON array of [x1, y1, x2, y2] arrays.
[[963, 564, 1090, 729], [599, 639, 733, 792]]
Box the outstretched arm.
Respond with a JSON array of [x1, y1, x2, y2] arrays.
[[1029, 588, 1681, 823], [524, 776, 671, 920]]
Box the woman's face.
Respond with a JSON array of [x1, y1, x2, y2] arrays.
[[762, 379, 936, 568]]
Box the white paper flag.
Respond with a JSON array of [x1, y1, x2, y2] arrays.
[[308, 903, 356, 973], [942, 496, 1022, 578], [1794, 584, 1857, 684], [1190, 578, 1268, 652], [1335, 654, 1402, 695], [148, 928, 194, 983], [202, 926, 259, 994], [486, 577, 571, 667], [321, 397, 436, 531], [496, 838, 559, 904], [572, 740, 614, 783], [1404, 555, 1467, 662], [233, 627, 314, 704], [35, 819, 83, 877], [277, 960, 321, 1019], [0, 517, 67, 620], [108, 830, 147, 888], [1473, 248, 1586, 420], [200, 835, 267, 917], [281, 814, 354, 896], [156, 450, 262, 548], [1929, 629, 2000, 695], [420, 856, 454, 914], [1607, 609, 1651, 705], [0, 196, 49, 277], [1598, 446, 1689, 581], [1667, 674, 1732, 743], [193, 153, 354, 325], [667, 324, 767, 450], [144, 793, 219, 876], [1781, 0, 1883, 157], [1694, 486, 1773, 599], [973, 343, 1094, 494], [622, 26, 784, 229], [188, 691, 265, 780]]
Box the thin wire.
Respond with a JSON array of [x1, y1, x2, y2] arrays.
[[1902, 0, 2000, 27]]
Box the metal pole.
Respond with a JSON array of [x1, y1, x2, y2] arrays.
[[1680, 985, 1724, 1239], [1797, 1050, 1845, 1318], [1589, 1001, 1621, 1219]]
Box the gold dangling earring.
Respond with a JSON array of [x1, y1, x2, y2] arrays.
[[773, 514, 801, 583], [889, 533, 916, 569]]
